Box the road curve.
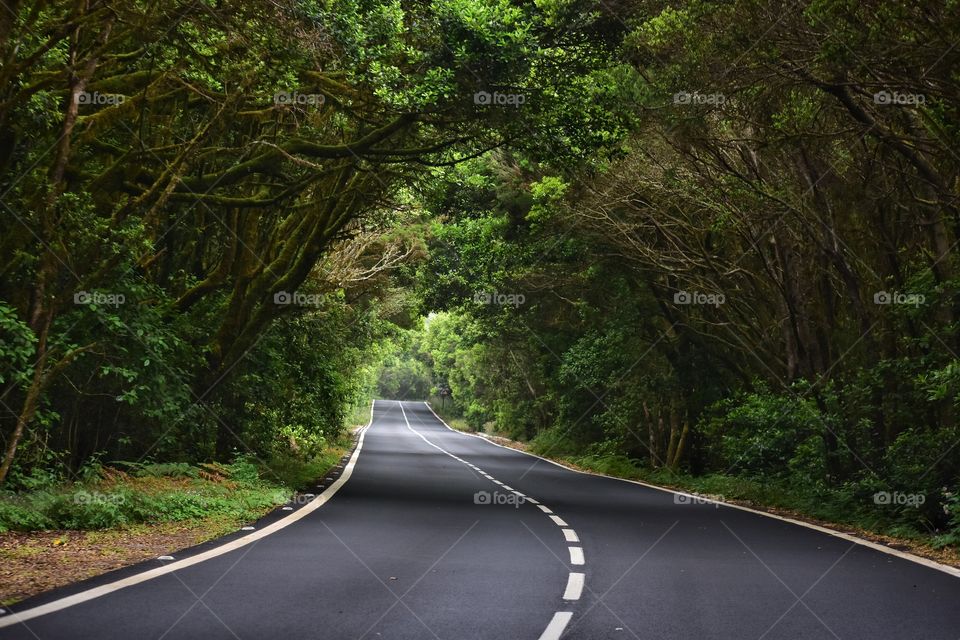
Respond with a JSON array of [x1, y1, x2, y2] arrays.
[[0, 399, 958, 639]]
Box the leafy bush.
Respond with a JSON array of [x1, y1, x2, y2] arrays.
[[702, 390, 824, 478], [572, 452, 643, 479], [4, 463, 63, 492], [464, 401, 491, 431], [44, 493, 129, 529], [933, 489, 960, 548], [529, 426, 579, 458], [227, 457, 262, 484], [0, 495, 54, 531], [0, 460, 290, 532], [0, 301, 36, 389]]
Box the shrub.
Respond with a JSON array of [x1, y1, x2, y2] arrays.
[[702, 391, 824, 478], [529, 426, 579, 458], [0, 496, 54, 532]]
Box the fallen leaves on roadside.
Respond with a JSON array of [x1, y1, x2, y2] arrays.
[[0, 517, 251, 606]]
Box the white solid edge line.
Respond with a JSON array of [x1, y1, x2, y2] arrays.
[[549, 515, 568, 527], [422, 401, 960, 579], [563, 529, 579, 543], [563, 572, 585, 600], [0, 401, 379, 629], [569, 547, 585, 565], [538, 612, 573, 640]]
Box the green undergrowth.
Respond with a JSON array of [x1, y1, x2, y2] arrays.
[[517, 424, 960, 553], [344, 400, 375, 430], [419, 416, 959, 550], [545, 449, 960, 550], [425, 398, 472, 432], [262, 433, 351, 491], [0, 434, 353, 533]]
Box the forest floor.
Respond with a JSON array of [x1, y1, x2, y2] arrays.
[[0, 517, 255, 605]]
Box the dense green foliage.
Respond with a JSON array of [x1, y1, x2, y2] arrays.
[[0, 0, 620, 485], [406, 0, 960, 545], [2, 0, 959, 551]]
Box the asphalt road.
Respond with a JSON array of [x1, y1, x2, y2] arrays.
[[1, 399, 958, 639]]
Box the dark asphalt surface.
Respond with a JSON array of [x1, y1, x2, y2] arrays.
[[1, 399, 958, 639]]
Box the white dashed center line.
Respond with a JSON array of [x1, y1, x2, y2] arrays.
[[402, 403, 585, 638], [538, 612, 574, 640], [549, 515, 568, 527], [568, 547, 585, 565], [563, 573, 585, 600]]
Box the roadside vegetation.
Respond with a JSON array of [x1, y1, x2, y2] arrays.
[[0, 430, 355, 603], [0, 432, 355, 533], [424, 393, 960, 561]]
